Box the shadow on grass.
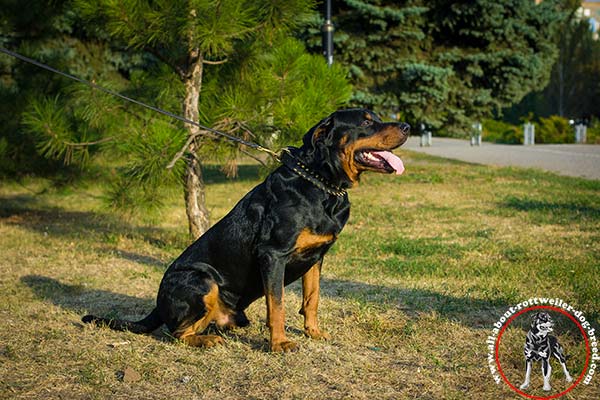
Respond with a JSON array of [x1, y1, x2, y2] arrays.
[[0, 194, 186, 252], [97, 247, 167, 269], [314, 277, 511, 329], [19, 275, 269, 350], [22, 272, 510, 346], [21, 275, 155, 317], [500, 196, 600, 220], [20, 275, 171, 341], [20, 276, 270, 347]]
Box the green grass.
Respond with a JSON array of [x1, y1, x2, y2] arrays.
[[0, 151, 599, 399]]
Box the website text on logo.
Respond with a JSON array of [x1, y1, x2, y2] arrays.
[[486, 297, 597, 399]]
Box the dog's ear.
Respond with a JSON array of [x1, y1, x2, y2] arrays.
[[531, 313, 539, 328], [303, 115, 334, 148]]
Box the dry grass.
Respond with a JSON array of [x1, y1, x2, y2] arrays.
[[0, 152, 599, 399]]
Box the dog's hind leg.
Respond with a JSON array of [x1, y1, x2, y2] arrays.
[[542, 360, 552, 391], [520, 361, 532, 390], [158, 262, 234, 347], [560, 361, 573, 383], [172, 284, 227, 347], [552, 340, 573, 382]]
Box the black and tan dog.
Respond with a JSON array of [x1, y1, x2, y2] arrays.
[[83, 108, 409, 352], [519, 312, 573, 391]]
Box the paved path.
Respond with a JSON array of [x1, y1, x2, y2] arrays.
[[403, 137, 600, 180]]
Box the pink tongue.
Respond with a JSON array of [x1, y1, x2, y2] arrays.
[[374, 151, 405, 175]]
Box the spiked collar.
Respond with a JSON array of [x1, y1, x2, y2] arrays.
[[281, 148, 347, 197]]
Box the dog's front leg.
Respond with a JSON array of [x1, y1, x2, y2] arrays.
[[300, 260, 330, 340], [260, 257, 297, 352], [542, 360, 552, 391], [520, 361, 532, 390]]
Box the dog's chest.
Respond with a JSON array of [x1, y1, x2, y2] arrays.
[[526, 330, 553, 359], [282, 199, 348, 283], [294, 228, 336, 254]]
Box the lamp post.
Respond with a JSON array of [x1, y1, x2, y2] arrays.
[[323, 0, 334, 67]]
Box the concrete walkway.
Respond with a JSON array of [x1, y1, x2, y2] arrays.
[[403, 136, 600, 180]]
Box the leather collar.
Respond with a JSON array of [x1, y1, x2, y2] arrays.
[[281, 148, 347, 197]]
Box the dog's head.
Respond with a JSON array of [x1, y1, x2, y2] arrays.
[[300, 108, 410, 187], [531, 312, 554, 336]]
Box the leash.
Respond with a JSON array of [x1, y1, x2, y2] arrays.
[[2, 47, 348, 197], [0, 47, 281, 161]]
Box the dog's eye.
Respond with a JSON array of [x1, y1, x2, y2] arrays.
[[361, 120, 373, 127]]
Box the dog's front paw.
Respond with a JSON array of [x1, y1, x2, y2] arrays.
[[543, 383, 552, 392], [271, 340, 298, 353], [304, 327, 331, 340], [519, 382, 529, 390], [566, 375, 573, 383]]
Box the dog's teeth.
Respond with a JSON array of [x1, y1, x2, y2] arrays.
[[365, 152, 378, 161]]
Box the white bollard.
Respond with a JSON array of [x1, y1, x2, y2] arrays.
[[420, 132, 432, 147], [419, 123, 432, 147], [575, 124, 587, 144], [471, 122, 482, 146], [523, 123, 535, 145]]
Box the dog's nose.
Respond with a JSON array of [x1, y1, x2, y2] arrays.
[[399, 123, 410, 135]]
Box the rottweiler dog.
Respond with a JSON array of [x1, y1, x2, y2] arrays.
[[519, 312, 573, 391], [83, 108, 410, 352]]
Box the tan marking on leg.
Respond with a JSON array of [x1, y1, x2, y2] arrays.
[[300, 262, 330, 340], [265, 291, 297, 352], [174, 284, 232, 347], [181, 334, 225, 347]]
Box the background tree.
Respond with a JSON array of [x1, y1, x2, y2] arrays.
[[0, 0, 142, 179], [302, 0, 566, 134], [506, 3, 600, 122], [4, 0, 351, 239]]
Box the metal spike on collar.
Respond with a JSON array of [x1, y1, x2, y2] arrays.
[[282, 149, 347, 197]]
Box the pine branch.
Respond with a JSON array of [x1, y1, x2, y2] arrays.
[[61, 137, 115, 147], [238, 148, 269, 167], [203, 58, 228, 65], [166, 122, 268, 169], [166, 130, 211, 169]]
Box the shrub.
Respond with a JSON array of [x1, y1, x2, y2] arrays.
[[586, 117, 600, 144], [482, 119, 522, 144], [476, 116, 598, 144], [535, 115, 574, 144]]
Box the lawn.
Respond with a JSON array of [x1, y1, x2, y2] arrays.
[[0, 151, 598, 399]]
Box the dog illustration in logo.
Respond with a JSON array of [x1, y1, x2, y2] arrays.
[[519, 312, 573, 391]]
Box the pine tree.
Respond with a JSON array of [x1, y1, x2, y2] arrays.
[[0, 0, 138, 178], [302, 0, 565, 134], [10, 1, 351, 239], [73, 0, 311, 239]]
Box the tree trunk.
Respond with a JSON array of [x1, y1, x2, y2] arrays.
[[182, 51, 210, 240], [183, 145, 210, 240], [557, 59, 564, 117]]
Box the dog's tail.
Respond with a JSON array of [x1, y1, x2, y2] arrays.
[[82, 307, 162, 334]]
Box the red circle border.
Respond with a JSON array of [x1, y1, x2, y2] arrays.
[[494, 305, 591, 400]]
